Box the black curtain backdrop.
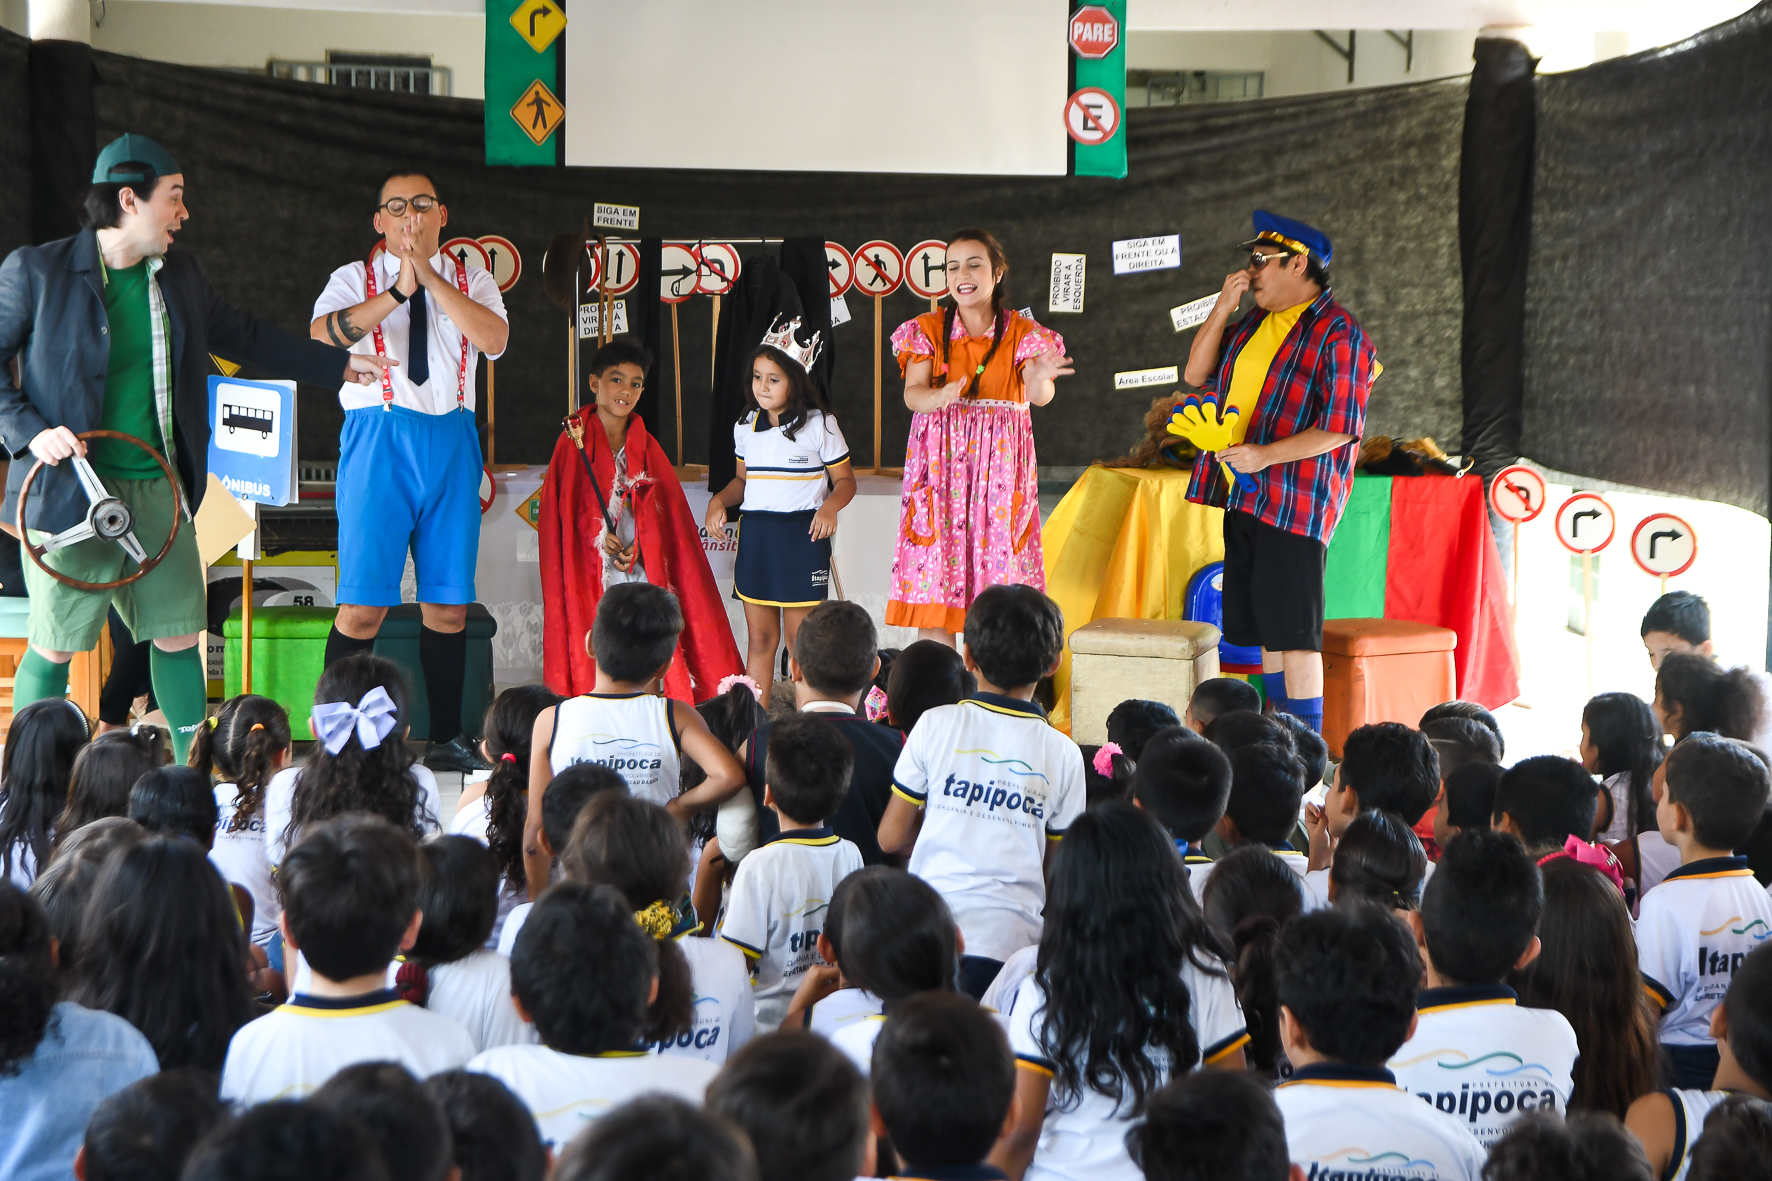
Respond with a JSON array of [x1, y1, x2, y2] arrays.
[[1458, 38, 1537, 482], [1523, 4, 1772, 517], [0, 33, 32, 259], [0, 37, 1465, 474]]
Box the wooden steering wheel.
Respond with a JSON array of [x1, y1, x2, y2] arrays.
[[17, 430, 183, 592]]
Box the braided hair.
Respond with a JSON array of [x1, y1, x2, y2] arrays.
[[481, 684, 561, 895], [938, 229, 1011, 398]]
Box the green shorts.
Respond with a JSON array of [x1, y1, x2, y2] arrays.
[[22, 474, 206, 652]]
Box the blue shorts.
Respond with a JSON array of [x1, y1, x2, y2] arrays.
[[336, 406, 482, 607]]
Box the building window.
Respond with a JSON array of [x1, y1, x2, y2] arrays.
[[267, 53, 451, 96], [1128, 70, 1265, 107]]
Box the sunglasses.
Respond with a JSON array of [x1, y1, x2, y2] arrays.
[[377, 195, 438, 216], [1248, 250, 1295, 271]]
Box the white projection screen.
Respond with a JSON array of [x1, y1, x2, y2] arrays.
[[563, 0, 1071, 175]]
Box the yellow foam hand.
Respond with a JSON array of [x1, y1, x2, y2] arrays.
[[1164, 396, 1257, 494]]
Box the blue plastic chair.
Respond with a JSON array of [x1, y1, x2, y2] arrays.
[[1184, 561, 1262, 673]]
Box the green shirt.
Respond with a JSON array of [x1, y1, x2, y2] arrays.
[[96, 259, 168, 478]]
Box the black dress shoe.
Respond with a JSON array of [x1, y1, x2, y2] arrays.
[[425, 735, 491, 772]]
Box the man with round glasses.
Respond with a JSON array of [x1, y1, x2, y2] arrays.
[[310, 169, 509, 771], [1181, 210, 1380, 735]]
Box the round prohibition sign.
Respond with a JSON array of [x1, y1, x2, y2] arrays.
[[659, 243, 699, 303], [905, 239, 949, 299], [1555, 492, 1617, 554], [441, 237, 491, 273], [1065, 87, 1121, 146], [475, 235, 522, 292], [696, 243, 742, 296], [1631, 512, 1697, 578], [852, 240, 904, 297], [599, 242, 641, 295], [1489, 464, 1547, 523], [825, 241, 853, 297]]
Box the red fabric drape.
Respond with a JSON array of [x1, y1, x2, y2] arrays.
[[1383, 474, 1521, 709], [539, 411, 742, 702]]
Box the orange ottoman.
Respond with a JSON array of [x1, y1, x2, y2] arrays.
[[1321, 619, 1457, 758]]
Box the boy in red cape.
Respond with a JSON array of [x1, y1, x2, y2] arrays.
[[539, 340, 741, 699]]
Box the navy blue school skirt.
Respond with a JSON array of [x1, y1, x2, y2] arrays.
[[733, 509, 831, 608]]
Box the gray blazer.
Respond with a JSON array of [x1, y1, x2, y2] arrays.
[[0, 227, 350, 533]]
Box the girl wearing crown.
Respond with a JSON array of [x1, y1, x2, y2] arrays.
[[888, 229, 1075, 641], [706, 320, 857, 691]]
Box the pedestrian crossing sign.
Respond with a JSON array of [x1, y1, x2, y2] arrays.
[[511, 79, 564, 146]]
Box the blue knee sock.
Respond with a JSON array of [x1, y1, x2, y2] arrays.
[[1262, 672, 1288, 710], [1289, 696, 1324, 733]]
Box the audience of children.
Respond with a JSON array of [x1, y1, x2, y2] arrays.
[[1641, 589, 1772, 752], [17, 569, 1772, 1181]]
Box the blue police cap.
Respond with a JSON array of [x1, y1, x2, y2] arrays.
[[1239, 210, 1332, 267]]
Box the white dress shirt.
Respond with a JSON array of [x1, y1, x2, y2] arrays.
[[313, 250, 507, 414]]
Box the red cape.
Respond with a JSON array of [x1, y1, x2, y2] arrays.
[[539, 411, 742, 701]]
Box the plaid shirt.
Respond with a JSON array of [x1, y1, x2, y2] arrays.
[[1185, 290, 1376, 544]]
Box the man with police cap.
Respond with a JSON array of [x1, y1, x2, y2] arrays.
[[0, 133, 389, 763], [1182, 210, 1380, 735]]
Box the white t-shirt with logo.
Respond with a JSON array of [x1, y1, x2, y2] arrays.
[[1187, 844, 1308, 904], [733, 409, 849, 513], [263, 762, 443, 867], [719, 828, 864, 1033], [424, 949, 536, 1055], [220, 990, 476, 1104], [1636, 856, 1772, 1046], [466, 1044, 720, 1151], [1275, 1065, 1488, 1181], [892, 695, 1086, 963], [808, 987, 883, 1040], [1004, 962, 1247, 1181], [1387, 985, 1579, 1147], [653, 935, 756, 1064], [211, 783, 278, 946], [549, 693, 681, 808]]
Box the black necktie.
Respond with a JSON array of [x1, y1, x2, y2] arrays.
[[407, 286, 429, 386]]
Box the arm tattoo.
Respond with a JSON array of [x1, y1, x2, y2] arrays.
[[325, 309, 366, 347]]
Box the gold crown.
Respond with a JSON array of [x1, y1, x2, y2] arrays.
[[760, 315, 823, 372]]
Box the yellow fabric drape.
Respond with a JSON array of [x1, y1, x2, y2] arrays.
[[1042, 466, 1225, 733]]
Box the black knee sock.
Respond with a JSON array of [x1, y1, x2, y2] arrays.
[[420, 625, 467, 745], [323, 625, 377, 669]]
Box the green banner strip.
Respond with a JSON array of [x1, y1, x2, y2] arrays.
[[1070, 0, 1126, 179], [1323, 473, 1393, 620], [486, 0, 560, 167]]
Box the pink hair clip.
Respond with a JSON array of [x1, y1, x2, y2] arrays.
[[865, 685, 890, 722], [1540, 836, 1626, 895], [1092, 742, 1124, 778], [717, 673, 765, 703]]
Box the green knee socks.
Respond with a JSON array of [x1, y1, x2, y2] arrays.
[[13, 649, 70, 710], [150, 645, 208, 764]]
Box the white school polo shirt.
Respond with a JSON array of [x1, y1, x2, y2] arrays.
[[653, 934, 756, 1064], [1274, 1064, 1488, 1181], [1387, 984, 1579, 1148], [719, 827, 864, 1033], [210, 783, 278, 946], [424, 949, 536, 1055], [220, 989, 476, 1104], [263, 762, 443, 867], [1005, 965, 1248, 1181], [466, 1043, 720, 1151], [1636, 856, 1772, 1046], [313, 250, 507, 414], [892, 694, 1086, 963], [733, 409, 849, 513], [1187, 842, 1309, 904], [549, 693, 681, 808], [808, 987, 883, 1039]]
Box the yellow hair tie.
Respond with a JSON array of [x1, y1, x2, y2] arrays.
[[207, 716, 219, 730], [633, 899, 676, 941], [250, 723, 264, 732]]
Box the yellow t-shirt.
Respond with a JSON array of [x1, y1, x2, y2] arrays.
[[1223, 299, 1310, 446]]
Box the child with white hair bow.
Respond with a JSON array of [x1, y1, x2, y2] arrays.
[[263, 652, 444, 868]]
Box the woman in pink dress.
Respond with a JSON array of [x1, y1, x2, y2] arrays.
[[887, 229, 1074, 641]]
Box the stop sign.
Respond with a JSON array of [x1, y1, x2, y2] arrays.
[[1069, 5, 1119, 59]]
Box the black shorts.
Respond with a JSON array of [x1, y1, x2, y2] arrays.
[[1221, 508, 1327, 653]]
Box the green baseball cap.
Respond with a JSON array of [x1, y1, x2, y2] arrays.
[[92, 133, 181, 185]]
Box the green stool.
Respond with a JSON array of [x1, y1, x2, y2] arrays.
[[371, 604, 498, 743], [224, 606, 336, 740]]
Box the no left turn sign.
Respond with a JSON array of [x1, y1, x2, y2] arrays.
[[1555, 492, 1616, 554], [825, 242, 853, 297], [1631, 512, 1697, 578], [1066, 87, 1121, 146], [852, 240, 904, 297], [1489, 464, 1546, 523], [905, 240, 948, 299]]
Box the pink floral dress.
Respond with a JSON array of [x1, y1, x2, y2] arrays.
[[887, 309, 1064, 633]]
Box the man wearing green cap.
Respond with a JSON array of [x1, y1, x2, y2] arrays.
[[0, 133, 391, 761]]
